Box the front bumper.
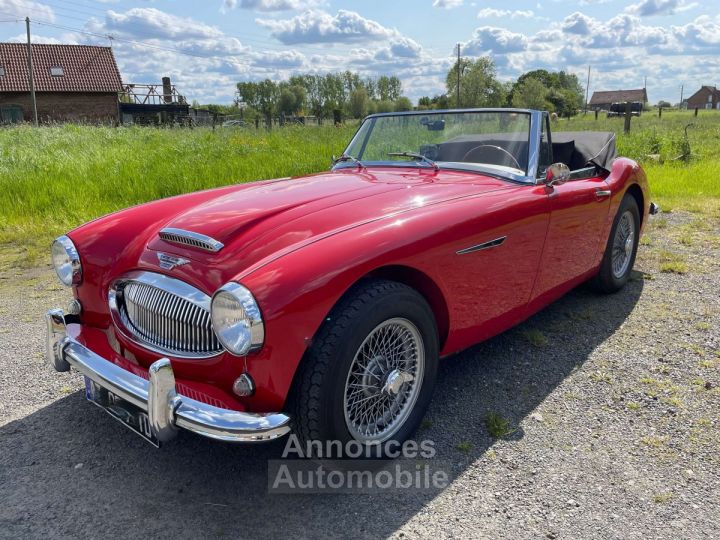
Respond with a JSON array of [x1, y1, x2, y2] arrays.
[[46, 308, 291, 443]]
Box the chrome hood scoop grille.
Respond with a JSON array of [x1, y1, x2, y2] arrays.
[[158, 228, 224, 253]]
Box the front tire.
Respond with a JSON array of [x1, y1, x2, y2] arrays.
[[592, 193, 640, 293], [291, 280, 439, 454]]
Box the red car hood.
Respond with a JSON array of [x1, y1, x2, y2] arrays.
[[144, 167, 514, 276]]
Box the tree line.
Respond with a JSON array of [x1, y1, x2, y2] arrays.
[[209, 56, 585, 121], [234, 73, 411, 122]]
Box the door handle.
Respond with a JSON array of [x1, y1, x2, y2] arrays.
[[595, 189, 611, 198]]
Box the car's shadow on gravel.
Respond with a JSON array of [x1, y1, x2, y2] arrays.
[[0, 278, 643, 539]]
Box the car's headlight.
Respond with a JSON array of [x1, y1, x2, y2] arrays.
[[51, 235, 82, 286], [211, 282, 265, 355]]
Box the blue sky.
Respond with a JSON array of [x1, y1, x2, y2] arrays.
[[0, 0, 717, 105]]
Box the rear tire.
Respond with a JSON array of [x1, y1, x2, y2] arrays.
[[290, 280, 439, 456], [592, 193, 640, 293]]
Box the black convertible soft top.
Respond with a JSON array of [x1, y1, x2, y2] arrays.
[[552, 131, 617, 172]]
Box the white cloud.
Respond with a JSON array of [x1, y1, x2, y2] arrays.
[[562, 11, 596, 35], [432, 0, 463, 8], [477, 8, 534, 19], [221, 0, 325, 12], [7, 32, 71, 44], [367, 37, 424, 63], [105, 8, 223, 40], [463, 26, 528, 55], [251, 49, 306, 68], [624, 0, 695, 16], [669, 15, 720, 54], [0, 0, 54, 21], [257, 9, 399, 44]]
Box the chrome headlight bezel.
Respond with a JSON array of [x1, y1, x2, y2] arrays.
[[51, 235, 82, 286], [210, 282, 265, 356]]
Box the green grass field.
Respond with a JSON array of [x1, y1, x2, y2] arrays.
[[0, 109, 718, 268]]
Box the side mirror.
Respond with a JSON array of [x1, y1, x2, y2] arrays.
[[544, 163, 571, 186]]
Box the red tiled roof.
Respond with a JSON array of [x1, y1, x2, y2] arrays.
[[0, 43, 122, 93], [589, 89, 648, 105]]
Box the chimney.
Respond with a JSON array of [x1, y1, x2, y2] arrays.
[[162, 76, 173, 104]]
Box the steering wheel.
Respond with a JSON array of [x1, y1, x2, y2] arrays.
[[461, 144, 522, 170]]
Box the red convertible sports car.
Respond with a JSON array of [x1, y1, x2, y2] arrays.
[[46, 109, 657, 449]]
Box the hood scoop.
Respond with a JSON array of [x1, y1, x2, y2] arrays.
[[158, 228, 225, 253]]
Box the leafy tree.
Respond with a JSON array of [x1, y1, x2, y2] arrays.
[[278, 89, 298, 115], [394, 96, 413, 111], [445, 56, 506, 108], [375, 100, 394, 113], [236, 81, 260, 110], [512, 78, 551, 110], [510, 69, 583, 116], [236, 71, 405, 122], [377, 75, 402, 101], [256, 79, 278, 121], [431, 94, 450, 109], [349, 88, 370, 118]]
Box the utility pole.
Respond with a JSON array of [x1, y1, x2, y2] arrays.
[[584, 65, 591, 113], [456, 43, 461, 109], [25, 17, 38, 126], [680, 84, 684, 108]]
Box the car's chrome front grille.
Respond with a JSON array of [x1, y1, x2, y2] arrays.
[[109, 272, 222, 358]]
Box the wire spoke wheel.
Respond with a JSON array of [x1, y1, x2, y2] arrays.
[[343, 317, 425, 443], [611, 210, 635, 279]]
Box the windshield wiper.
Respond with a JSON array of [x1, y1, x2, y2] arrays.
[[333, 153, 365, 169], [387, 151, 439, 171]]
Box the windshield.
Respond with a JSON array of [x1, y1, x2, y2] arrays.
[[341, 110, 532, 178]]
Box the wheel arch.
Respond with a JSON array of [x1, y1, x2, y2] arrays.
[[361, 265, 450, 349], [625, 182, 645, 227], [283, 264, 450, 411]]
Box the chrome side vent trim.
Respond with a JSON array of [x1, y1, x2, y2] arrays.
[[457, 236, 507, 255], [159, 228, 224, 253]]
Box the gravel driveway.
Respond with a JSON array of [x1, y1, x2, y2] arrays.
[[1, 211, 718, 539]]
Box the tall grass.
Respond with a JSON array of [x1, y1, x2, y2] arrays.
[[0, 109, 718, 267], [0, 124, 355, 264], [562, 109, 720, 207]]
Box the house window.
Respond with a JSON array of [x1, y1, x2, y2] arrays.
[[0, 67, 5, 77], [50, 66, 64, 77]]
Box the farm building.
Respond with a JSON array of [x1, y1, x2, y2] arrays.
[[686, 86, 720, 110], [0, 43, 122, 123], [588, 88, 648, 111], [119, 77, 191, 125]]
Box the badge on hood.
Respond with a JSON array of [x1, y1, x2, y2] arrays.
[[157, 252, 190, 270]]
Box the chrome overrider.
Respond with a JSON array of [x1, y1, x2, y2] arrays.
[[45, 308, 291, 443]]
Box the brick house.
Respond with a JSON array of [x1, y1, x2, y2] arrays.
[[0, 43, 122, 123], [588, 89, 648, 111], [686, 86, 720, 110]]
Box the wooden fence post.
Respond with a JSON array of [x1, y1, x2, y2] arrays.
[[594, 109, 599, 120], [658, 107, 662, 118], [624, 101, 632, 134], [694, 107, 698, 117]]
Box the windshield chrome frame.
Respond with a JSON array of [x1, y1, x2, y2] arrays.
[[333, 108, 544, 184]]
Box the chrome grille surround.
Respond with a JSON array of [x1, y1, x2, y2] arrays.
[[158, 228, 224, 253], [109, 271, 223, 359]]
